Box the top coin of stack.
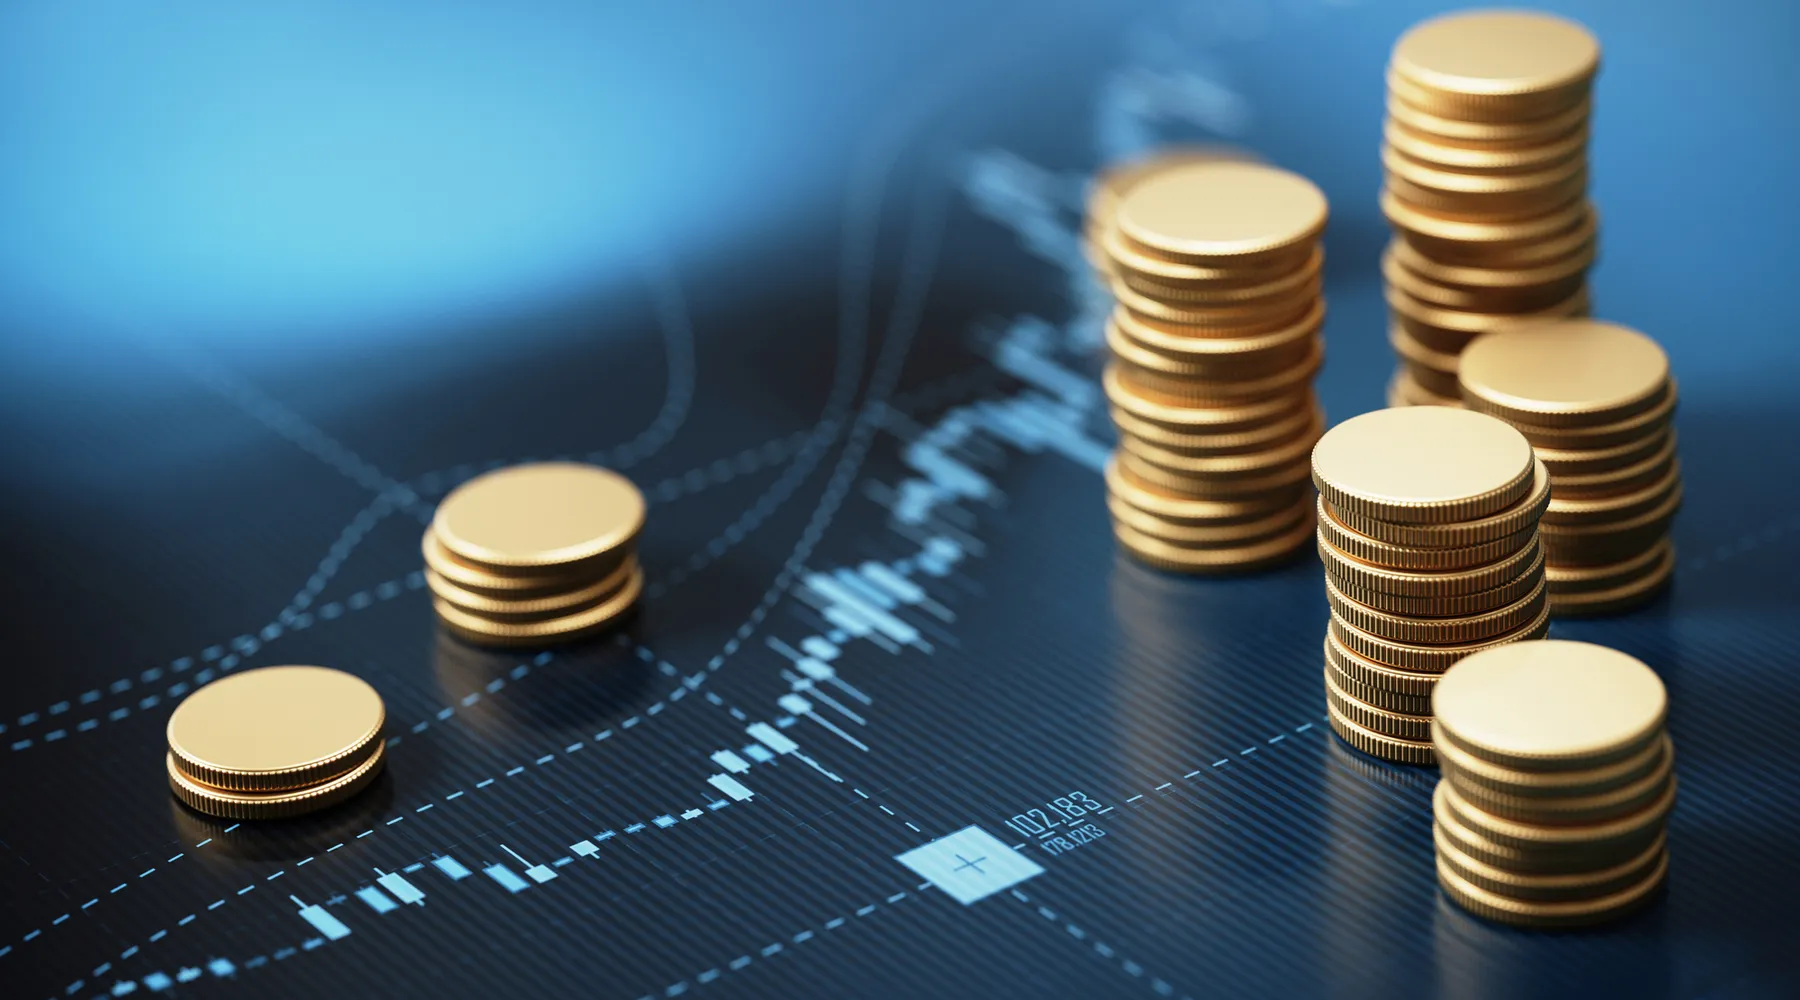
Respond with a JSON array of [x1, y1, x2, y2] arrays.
[[166, 665, 387, 820], [424, 462, 646, 647], [1083, 145, 1257, 279], [1460, 320, 1680, 616], [1311, 407, 1551, 764], [1098, 159, 1329, 573], [1379, 9, 1602, 409], [1432, 640, 1675, 927]]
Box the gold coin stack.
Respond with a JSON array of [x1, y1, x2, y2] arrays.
[[1311, 407, 1551, 764], [1097, 159, 1329, 573], [1458, 320, 1680, 616], [1432, 640, 1674, 927], [424, 462, 646, 647], [1379, 10, 1602, 409], [166, 666, 387, 820]]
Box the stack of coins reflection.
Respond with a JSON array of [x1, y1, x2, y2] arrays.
[[1458, 320, 1679, 616], [1432, 640, 1674, 927], [1380, 10, 1601, 408], [1311, 408, 1550, 764], [166, 666, 387, 820], [1097, 160, 1328, 572], [424, 462, 645, 646]]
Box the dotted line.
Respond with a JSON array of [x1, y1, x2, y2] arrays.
[[1012, 889, 1187, 999]]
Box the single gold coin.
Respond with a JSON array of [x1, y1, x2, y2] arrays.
[[1317, 530, 1542, 598], [1112, 516, 1313, 574], [436, 564, 645, 647], [1116, 162, 1328, 264], [433, 462, 646, 572], [167, 665, 385, 792], [1445, 746, 1673, 826], [1387, 92, 1591, 144], [1543, 464, 1681, 527], [1331, 603, 1550, 674], [1323, 459, 1549, 549], [1383, 189, 1591, 246], [1503, 383, 1678, 450], [422, 531, 600, 596], [1432, 781, 1664, 875], [1548, 545, 1675, 617], [1108, 493, 1310, 548], [168, 742, 388, 821], [1397, 204, 1599, 268], [1117, 247, 1323, 303], [427, 558, 635, 623], [1111, 337, 1323, 407], [1383, 118, 1589, 172], [1111, 279, 1315, 332], [1388, 226, 1596, 290], [1433, 640, 1667, 770], [1103, 365, 1311, 432], [1102, 458, 1305, 526], [1537, 487, 1681, 567], [1460, 321, 1670, 428], [1391, 10, 1600, 106], [1110, 299, 1323, 363], [1325, 648, 1434, 714], [1326, 546, 1544, 618], [1435, 851, 1666, 929], [1440, 773, 1676, 851], [1535, 428, 1671, 478], [1437, 728, 1671, 801], [1105, 321, 1316, 386], [1383, 253, 1585, 315], [1103, 222, 1314, 287], [1382, 142, 1588, 197], [1325, 628, 1443, 698], [1327, 698, 1436, 765], [1117, 446, 1313, 500], [1550, 435, 1677, 500], [1119, 414, 1322, 481], [1435, 823, 1667, 906], [1086, 146, 1257, 247], [1312, 407, 1534, 525], [1316, 496, 1534, 571], [1387, 281, 1589, 335], [1324, 667, 1433, 741], [1326, 572, 1546, 646], [1110, 400, 1321, 457], [1544, 537, 1671, 593]]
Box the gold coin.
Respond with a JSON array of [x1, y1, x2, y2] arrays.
[[1506, 385, 1678, 450], [1383, 119, 1589, 172], [1326, 547, 1544, 618], [422, 530, 603, 596], [1387, 281, 1589, 335], [1111, 279, 1315, 332], [1112, 337, 1323, 406], [1386, 367, 1462, 408], [1390, 11, 1599, 109], [1109, 492, 1310, 547], [436, 564, 644, 647], [1311, 407, 1534, 525], [1536, 487, 1680, 567], [1111, 400, 1321, 457], [433, 462, 645, 572], [1117, 247, 1323, 303], [168, 742, 387, 821], [1440, 774, 1675, 851], [427, 558, 634, 623], [1111, 298, 1323, 359], [1402, 359, 1464, 401], [1534, 428, 1672, 478], [1433, 640, 1667, 770], [1086, 146, 1257, 250], [1436, 823, 1666, 906], [167, 665, 385, 792], [1432, 781, 1664, 875], [1325, 627, 1442, 697], [1119, 412, 1321, 481], [1445, 746, 1673, 825], [1398, 204, 1598, 268], [1326, 572, 1546, 645], [1548, 545, 1675, 617], [1388, 225, 1596, 289], [1383, 189, 1590, 245], [1384, 142, 1588, 197], [1544, 538, 1671, 594], [1437, 727, 1670, 800], [1106, 313, 1320, 380], [1387, 322, 1461, 381], [1117, 446, 1313, 500], [1316, 495, 1534, 571], [1112, 516, 1313, 574], [1116, 162, 1328, 264], [1386, 93, 1591, 144], [1543, 464, 1681, 527], [1326, 698, 1436, 765], [1103, 458, 1304, 526], [1436, 851, 1666, 929], [1324, 667, 1433, 741], [1318, 530, 1542, 598], [1325, 646, 1434, 714], [1331, 603, 1550, 673], [1103, 365, 1311, 432], [1383, 253, 1584, 315], [1459, 320, 1670, 428], [1551, 434, 1677, 500], [1322, 458, 1549, 548], [1103, 222, 1315, 287]]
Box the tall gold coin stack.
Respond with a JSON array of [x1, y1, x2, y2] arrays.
[[1379, 10, 1602, 409], [166, 666, 388, 820], [1310, 408, 1551, 764], [1432, 640, 1675, 927], [424, 462, 646, 647], [1096, 160, 1329, 573], [1459, 320, 1680, 616]]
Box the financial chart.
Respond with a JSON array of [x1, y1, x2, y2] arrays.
[[3, 1, 1799, 998]]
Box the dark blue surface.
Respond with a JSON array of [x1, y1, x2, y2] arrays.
[[3, 2, 1799, 998]]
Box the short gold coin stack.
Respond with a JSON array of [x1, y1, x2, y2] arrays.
[[1096, 159, 1329, 573], [1379, 10, 1602, 409], [1459, 320, 1680, 616], [424, 462, 646, 646], [1432, 640, 1675, 927], [166, 666, 388, 820], [1311, 407, 1550, 764]]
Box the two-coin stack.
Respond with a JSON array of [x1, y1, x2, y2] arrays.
[[424, 462, 646, 646], [1311, 408, 1551, 764], [166, 666, 387, 820], [1095, 159, 1329, 572], [1459, 320, 1680, 616], [1432, 640, 1675, 926], [1380, 10, 1602, 409]]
